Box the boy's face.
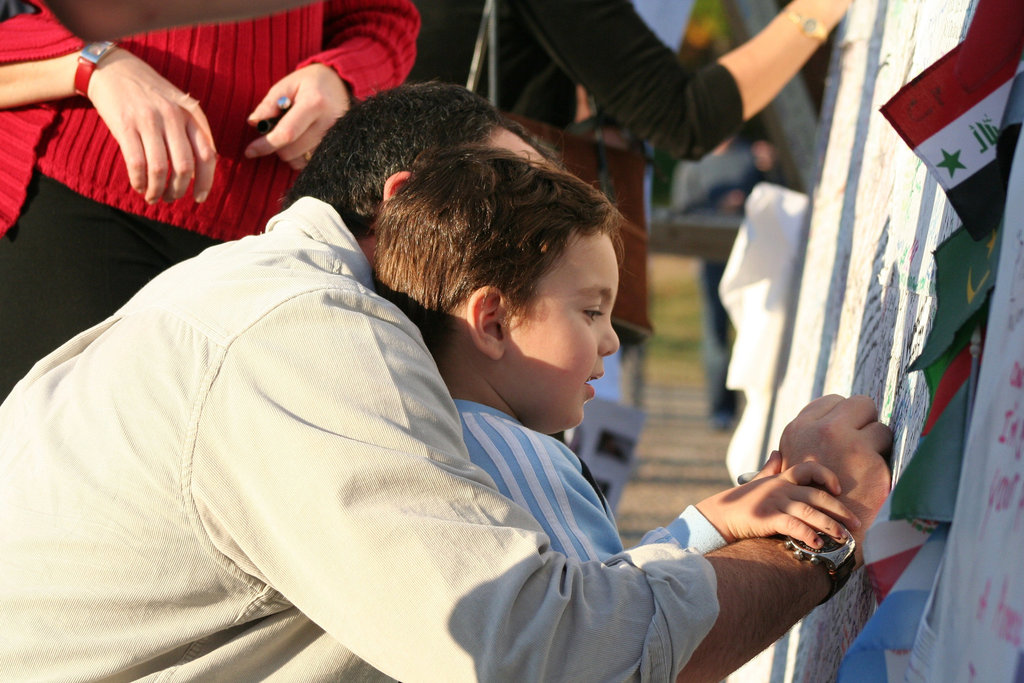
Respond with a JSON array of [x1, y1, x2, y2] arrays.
[[498, 232, 620, 435]]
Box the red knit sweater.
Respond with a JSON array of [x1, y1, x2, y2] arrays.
[[0, 0, 418, 240]]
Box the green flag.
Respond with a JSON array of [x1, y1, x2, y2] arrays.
[[891, 382, 969, 521], [911, 226, 1000, 371]]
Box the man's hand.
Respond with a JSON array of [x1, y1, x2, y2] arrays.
[[778, 394, 892, 557], [244, 63, 351, 170], [87, 48, 217, 204]]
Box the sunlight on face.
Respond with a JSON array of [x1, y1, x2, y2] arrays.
[[498, 233, 620, 435]]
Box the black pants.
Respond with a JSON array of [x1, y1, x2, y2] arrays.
[[0, 174, 220, 399]]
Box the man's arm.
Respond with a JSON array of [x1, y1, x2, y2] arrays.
[[678, 537, 830, 683], [678, 393, 892, 681]]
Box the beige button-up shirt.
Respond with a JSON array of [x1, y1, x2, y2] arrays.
[[0, 198, 718, 681]]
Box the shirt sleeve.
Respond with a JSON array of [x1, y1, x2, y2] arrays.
[[507, 0, 744, 159], [0, 0, 83, 63], [298, 0, 420, 99], [653, 505, 728, 554], [191, 287, 720, 682], [460, 407, 625, 562]]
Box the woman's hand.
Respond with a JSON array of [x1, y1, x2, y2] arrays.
[[87, 47, 217, 204], [244, 63, 351, 170]]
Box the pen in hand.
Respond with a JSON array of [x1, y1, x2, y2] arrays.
[[256, 96, 293, 134]]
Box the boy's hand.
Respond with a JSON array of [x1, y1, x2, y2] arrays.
[[779, 394, 892, 557], [696, 452, 859, 548]]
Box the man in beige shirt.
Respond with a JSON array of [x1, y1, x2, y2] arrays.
[[0, 83, 891, 682]]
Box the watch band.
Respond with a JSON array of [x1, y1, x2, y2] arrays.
[[783, 529, 856, 605], [786, 11, 829, 43], [74, 41, 117, 97]]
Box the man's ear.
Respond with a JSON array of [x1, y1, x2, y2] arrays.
[[464, 287, 507, 360], [382, 171, 412, 202]]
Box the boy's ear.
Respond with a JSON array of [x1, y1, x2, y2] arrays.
[[464, 287, 507, 360], [382, 171, 412, 202]]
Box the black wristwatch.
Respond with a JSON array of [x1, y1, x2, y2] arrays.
[[783, 525, 856, 605]]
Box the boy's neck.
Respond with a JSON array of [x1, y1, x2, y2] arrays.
[[435, 344, 517, 422]]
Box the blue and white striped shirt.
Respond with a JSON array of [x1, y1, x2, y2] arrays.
[[456, 400, 726, 562]]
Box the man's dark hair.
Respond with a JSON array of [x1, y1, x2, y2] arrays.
[[285, 82, 529, 237]]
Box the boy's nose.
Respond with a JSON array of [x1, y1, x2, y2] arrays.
[[600, 324, 620, 357]]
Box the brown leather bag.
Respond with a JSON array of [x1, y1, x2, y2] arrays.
[[505, 113, 653, 342]]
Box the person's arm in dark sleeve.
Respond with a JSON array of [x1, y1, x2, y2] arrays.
[[512, 0, 849, 159]]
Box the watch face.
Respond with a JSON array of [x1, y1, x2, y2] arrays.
[[784, 527, 856, 603], [791, 533, 845, 554], [82, 41, 115, 63], [786, 529, 856, 575]]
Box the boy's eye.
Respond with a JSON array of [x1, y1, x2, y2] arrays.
[[584, 310, 602, 320]]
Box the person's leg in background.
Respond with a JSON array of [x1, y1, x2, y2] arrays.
[[699, 259, 737, 430]]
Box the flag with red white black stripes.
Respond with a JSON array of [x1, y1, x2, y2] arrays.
[[881, 5, 1024, 240]]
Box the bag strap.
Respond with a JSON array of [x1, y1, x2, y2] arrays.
[[572, 95, 618, 203]]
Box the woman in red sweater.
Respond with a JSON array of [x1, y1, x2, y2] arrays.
[[0, 0, 418, 397]]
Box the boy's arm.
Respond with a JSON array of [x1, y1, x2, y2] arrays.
[[646, 506, 727, 554], [461, 405, 723, 560], [694, 457, 857, 547], [446, 394, 887, 679]]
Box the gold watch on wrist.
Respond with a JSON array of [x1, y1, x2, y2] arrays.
[[786, 11, 829, 43]]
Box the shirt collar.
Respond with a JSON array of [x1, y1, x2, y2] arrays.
[[265, 196, 373, 288]]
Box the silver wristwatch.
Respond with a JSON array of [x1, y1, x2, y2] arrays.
[[784, 525, 856, 604]]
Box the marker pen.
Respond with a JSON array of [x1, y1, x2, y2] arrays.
[[256, 96, 293, 134]]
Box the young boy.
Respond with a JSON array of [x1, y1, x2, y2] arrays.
[[373, 146, 857, 562]]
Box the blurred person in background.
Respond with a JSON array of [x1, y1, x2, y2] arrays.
[[671, 135, 779, 430], [412, 0, 844, 162]]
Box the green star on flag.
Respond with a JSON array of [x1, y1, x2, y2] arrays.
[[936, 149, 966, 177], [881, 39, 1024, 239]]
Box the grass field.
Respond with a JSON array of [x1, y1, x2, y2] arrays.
[[642, 254, 706, 387]]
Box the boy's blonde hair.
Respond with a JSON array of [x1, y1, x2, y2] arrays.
[[374, 146, 622, 353]]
